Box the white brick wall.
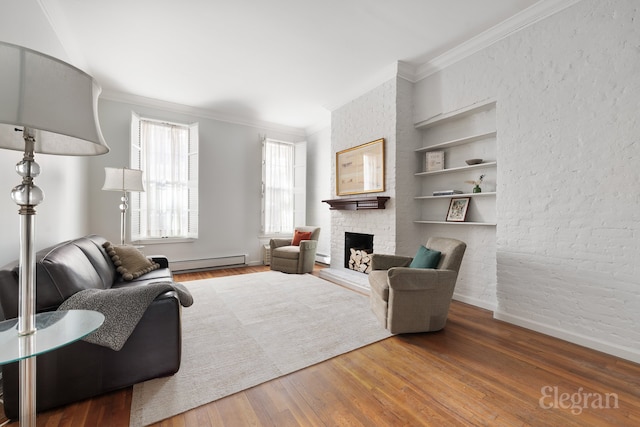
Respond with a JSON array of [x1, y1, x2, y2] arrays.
[[330, 78, 398, 268], [414, 0, 640, 362]]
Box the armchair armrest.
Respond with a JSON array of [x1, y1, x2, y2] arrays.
[[370, 254, 412, 271], [270, 238, 292, 250], [387, 267, 457, 291], [299, 240, 318, 251]]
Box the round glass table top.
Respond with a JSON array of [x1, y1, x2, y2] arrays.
[[0, 310, 105, 365]]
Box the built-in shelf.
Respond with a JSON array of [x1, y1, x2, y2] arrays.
[[322, 196, 390, 210], [414, 221, 497, 226], [414, 99, 497, 227], [415, 161, 497, 176], [415, 131, 497, 153], [415, 191, 496, 200], [415, 99, 496, 129]]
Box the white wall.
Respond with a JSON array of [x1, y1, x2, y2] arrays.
[[90, 97, 307, 266], [0, 0, 94, 266], [414, 0, 640, 362], [306, 126, 332, 260]]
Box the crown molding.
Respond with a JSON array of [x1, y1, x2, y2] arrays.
[[100, 90, 307, 137], [414, 0, 584, 81]]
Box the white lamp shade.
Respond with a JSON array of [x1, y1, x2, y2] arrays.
[[0, 41, 109, 155], [103, 167, 145, 192]]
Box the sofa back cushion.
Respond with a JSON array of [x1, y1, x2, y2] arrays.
[[0, 235, 117, 318]]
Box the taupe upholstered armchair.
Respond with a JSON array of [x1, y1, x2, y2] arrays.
[[368, 237, 466, 334], [269, 226, 320, 274]]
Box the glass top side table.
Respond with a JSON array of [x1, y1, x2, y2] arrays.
[[0, 309, 104, 426], [0, 310, 104, 364]]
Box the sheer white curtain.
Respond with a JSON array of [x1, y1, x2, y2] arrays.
[[140, 120, 189, 238], [263, 139, 294, 234]]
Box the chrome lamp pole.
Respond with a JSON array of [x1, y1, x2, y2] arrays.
[[0, 42, 109, 427]]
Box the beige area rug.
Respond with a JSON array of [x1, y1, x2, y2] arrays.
[[129, 271, 392, 426]]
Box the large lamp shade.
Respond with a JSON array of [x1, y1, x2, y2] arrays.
[[0, 41, 108, 154]]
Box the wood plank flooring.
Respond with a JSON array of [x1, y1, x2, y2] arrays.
[[1, 264, 639, 426]]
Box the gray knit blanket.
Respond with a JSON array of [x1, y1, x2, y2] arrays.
[[58, 281, 193, 351]]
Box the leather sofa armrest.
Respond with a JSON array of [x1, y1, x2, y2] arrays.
[[150, 256, 170, 269], [370, 254, 412, 271]]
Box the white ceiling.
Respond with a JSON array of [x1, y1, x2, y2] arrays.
[[41, 0, 543, 131]]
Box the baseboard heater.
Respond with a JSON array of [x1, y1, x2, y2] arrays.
[[315, 253, 330, 265], [170, 255, 246, 272]]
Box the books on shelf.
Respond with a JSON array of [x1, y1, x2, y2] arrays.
[[433, 190, 463, 196], [425, 151, 444, 172]]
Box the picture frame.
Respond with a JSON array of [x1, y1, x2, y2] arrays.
[[425, 151, 444, 172], [336, 138, 385, 196], [446, 197, 470, 222]]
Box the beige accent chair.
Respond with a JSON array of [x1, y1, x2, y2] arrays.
[[269, 226, 321, 274], [368, 237, 466, 334]]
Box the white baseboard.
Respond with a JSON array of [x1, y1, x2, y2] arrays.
[[494, 310, 640, 364], [452, 293, 496, 312], [171, 255, 246, 272]]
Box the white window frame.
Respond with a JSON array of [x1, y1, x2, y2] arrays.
[[261, 137, 306, 237], [130, 112, 199, 244]]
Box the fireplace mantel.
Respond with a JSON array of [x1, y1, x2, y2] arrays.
[[322, 196, 390, 210]]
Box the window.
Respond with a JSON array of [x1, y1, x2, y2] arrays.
[[130, 112, 198, 241], [261, 137, 306, 235]]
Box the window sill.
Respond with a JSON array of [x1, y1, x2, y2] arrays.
[[132, 237, 196, 245], [258, 234, 293, 240]]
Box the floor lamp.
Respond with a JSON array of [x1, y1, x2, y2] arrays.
[[0, 42, 109, 426], [102, 167, 145, 245]]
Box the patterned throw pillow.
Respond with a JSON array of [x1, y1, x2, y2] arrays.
[[102, 241, 160, 281]]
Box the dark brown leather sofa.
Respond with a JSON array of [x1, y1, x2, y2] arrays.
[[0, 235, 182, 419]]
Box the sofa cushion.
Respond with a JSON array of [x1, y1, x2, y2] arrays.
[[103, 242, 160, 281], [409, 246, 441, 269], [272, 245, 301, 260]]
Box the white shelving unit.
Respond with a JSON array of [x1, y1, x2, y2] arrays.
[[415, 191, 496, 200], [415, 162, 497, 177], [414, 99, 497, 226]]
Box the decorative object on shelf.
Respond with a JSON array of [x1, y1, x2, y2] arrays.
[[102, 167, 145, 244], [433, 190, 463, 196], [426, 151, 445, 172], [322, 196, 390, 210], [465, 158, 483, 165], [0, 41, 109, 426], [466, 174, 485, 193], [446, 197, 471, 222], [336, 138, 384, 196]]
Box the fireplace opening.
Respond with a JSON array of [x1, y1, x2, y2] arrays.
[[344, 232, 374, 273]]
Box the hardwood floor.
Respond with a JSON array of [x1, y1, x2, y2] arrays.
[[2, 264, 639, 426]]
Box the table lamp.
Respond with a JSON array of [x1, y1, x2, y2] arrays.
[[0, 41, 109, 426], [102, 167, 145, 245]]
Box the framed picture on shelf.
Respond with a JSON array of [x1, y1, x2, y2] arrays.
[[446, 197, 470, 222], [425, 151, 444, 172]]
